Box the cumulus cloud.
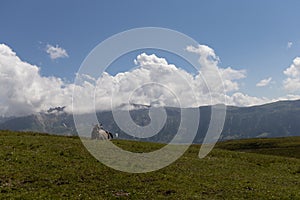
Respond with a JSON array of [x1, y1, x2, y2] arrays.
[[0, 44, 73, 117], [284, 57, 300, 77], [256, 77, 272, 87], [76, 45, 248, 112], [287, 41, 293, 49], [186, 44, 246, 93], [89, 53, 203, 111], [45, 44, 69, 60], [283, 57, 300, 92]]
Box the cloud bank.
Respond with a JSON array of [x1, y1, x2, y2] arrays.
[[1, 43, 300, 117], [78, 45, 268, 111]]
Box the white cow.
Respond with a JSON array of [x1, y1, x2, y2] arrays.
[[91, 124, 113, 140]]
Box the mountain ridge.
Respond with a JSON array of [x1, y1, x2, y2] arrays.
[[1, 99, 300, 143]]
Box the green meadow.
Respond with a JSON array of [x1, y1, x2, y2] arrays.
[[0, 130, 299, 199]]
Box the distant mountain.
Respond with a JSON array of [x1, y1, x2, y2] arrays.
[[1, 100, 300, 143], [223, 100, 300, 140], [0, 112, 75, 136]]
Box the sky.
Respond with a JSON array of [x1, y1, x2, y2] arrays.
[[1, 0, 300, 117]]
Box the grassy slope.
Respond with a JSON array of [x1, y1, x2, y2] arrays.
[[0, 131, 299, 199]]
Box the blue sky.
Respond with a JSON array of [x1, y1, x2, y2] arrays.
[[1, 0, 300, 116]]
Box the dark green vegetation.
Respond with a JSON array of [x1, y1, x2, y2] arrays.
[[0, 131, 299, 199], [1, 99, 300, 142]]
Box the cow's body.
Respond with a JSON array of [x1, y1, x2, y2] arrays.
[[91, 124, 113, 140]]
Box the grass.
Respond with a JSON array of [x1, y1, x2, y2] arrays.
[[0, 130, 299, 199], [216, 137, 300, 159]]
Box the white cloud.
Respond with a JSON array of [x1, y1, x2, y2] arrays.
[[186, 45, 246, 93], [91, 53, 202, 111], [81, 45, 248, 111], [277, 94, 300, 101], [45, 44, 69, 60], [284, 57, 300, 77], [287, 41, 293, 49], [283, 77, 300, 92], [225, 92, 300, 107], [283, 57, 300, 92], [226, 92, 270, 107], [0, 44, 73, 117], [256, 77, 272, 87]]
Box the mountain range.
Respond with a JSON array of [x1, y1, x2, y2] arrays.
[[1, 99, 300, 143]]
